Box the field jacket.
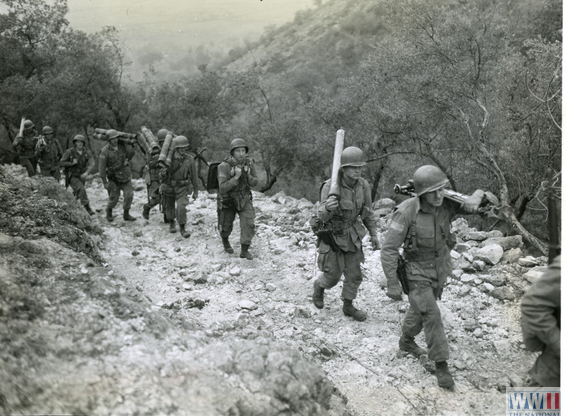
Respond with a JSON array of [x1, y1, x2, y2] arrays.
[[317, 176, 378, 253], [381, 197, 460, 287], [36, 137, 63, 170], [217, 156, 258, 211], [159, 153, 198, 199], [98, 142, 135, 184]]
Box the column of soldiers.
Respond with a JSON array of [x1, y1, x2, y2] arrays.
[[11, 121, 256, 253], [13, 120, 559, 389]]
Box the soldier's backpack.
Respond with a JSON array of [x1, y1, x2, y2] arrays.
[[206, 161, 221, 193]]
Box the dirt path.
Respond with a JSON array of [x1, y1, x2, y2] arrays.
[[89, 178, 536, 416]]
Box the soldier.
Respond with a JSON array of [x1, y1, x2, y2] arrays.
[[59, 135, 95, 215], [312, 147, 380, 322], [142, 143, 162, 220], [217, 138, 258, 259], [521, 255, 561, 387], [12, 119, 39, 176], [380, 165, 485, 389], [35, 126, 63, 180], [159, 136, 198, 238], [98, 129, 137, 222]]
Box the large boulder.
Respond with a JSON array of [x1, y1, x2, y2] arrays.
[[373, 198, 396, 217], [475, 244, 504, 265], [501, 248, 523, 264], [479, 236, 522, 251]]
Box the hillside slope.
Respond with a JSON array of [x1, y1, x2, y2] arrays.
[[0, 164, 545, 415]]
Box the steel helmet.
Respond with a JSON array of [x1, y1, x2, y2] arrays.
[[23, 119, 34, 130], [230, 138, 249, 154], [174, 136, 190, 148], [106, 129, 120, 140], [413, 165, 449, 197], [42, 126, 53, 135], [340, 147, 366, 168], [157, 129, 168, 142], [73, 134, 86, 144]]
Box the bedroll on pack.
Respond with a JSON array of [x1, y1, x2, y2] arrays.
[[206, 161, 221, 193], [158, 131, 175, 166], [140, 126, 159, 150]]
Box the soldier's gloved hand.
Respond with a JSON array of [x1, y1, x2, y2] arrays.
[[463, 190, 484, 214], [80, 173, 88, 181], [371, 235, 380, 250], [325, 196, 339, 212], [234, 166, 243, 179], [386, 284, 403, 301]]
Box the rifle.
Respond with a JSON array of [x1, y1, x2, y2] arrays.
[[394, 180, 501, 218]]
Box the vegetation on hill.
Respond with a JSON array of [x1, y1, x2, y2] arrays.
[[0, 0, 561, 253]]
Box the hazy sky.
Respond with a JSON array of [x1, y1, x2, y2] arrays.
[[66, 0, 311, 50], [62, 0, 314, 78]]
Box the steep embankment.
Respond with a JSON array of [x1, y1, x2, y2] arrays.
[[1, 164, 544, 415]]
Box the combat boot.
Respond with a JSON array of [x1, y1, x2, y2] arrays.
[[179, 224, 191, 238], [343, 299, 367, 321], [142, 204, 150, 220], [399, 333, 427, 358], [312, 280, 325, 309], [222, 237, 234, 254], [435, 361, 455, 389], [123, 210, 137, 221], [240, 244, 253, 260], [169, 219, 177, 233], [106, 208, 114, 222], [84, 204, 95, 216]]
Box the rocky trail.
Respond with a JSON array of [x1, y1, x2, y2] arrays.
[[0, 164, 544, 416]]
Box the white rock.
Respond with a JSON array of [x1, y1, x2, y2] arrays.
[[450, 250, 461, 260], [518, 257, 538, 267], [461, 274, 475, 284], [523, 268, 545, 283], [238, 300, 258, 310], [229, 267, 241, 276], [475, 244, 504, 265], [452, 269, 464, 279], [466, 231, 489, 241]]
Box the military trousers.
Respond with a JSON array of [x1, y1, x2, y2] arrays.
[[402, 280, 449, 362], [40, 166, 61, 181], [163, 194, 190, 225], [69, 176, 89, 206], [528, 347, 560, 387], [218, 202, 255, 246], [317, 247, 364, 300], [19, 156, 38, 177], [106, 180, 133, 211], [146, 182, 161, 209]]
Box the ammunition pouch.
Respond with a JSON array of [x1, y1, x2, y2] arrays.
[[309, 216, 340, 252], [220, 196, 238, 210]]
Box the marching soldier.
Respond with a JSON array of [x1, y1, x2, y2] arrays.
[[159, 136, 198, 238], [59, 135, 95, 215], [98, 129, 137, 222], [521, 255, 561, 387], [12, 119, 39, 177], [142, 143, 162, 220], [381, 165, 485, 389], [312, 147, 380, 322], [35, 126, 63, 180], [217, 138, 258, 259]]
